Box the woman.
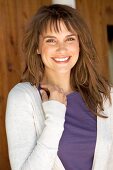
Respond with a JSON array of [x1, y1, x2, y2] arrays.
[[6, 4, 113, 170]]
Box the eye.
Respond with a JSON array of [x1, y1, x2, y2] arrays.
[[66, 37, 76, 41], [46, 39, 56, 43]]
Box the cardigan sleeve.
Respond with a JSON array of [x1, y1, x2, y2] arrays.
[[5, 85, 66, 170]]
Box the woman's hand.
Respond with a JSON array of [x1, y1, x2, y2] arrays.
[[40, 84, 67, 106]]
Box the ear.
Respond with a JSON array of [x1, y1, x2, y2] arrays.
[[37, 49, 40, 54]]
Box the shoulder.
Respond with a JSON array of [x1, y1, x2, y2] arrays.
[[110, 87, 113, 109], [110, 87, 113, 98], [7, 82, 40, 104], [102, 87, 113, 116], [8, 82, 37, 95], [9, 82, 34, 93], [108, 87, 113, 106]]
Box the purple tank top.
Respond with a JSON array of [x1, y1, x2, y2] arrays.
[[57, 91, 97, 170]]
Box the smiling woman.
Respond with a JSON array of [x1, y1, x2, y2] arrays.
[[5, 4, 113, 170], [37, 21, 79, 76]]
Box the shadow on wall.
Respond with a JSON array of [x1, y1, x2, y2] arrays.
[[107, 25, 113, 84]]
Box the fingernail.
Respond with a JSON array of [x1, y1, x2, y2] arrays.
[[40, 84, 44, 86], [40, 89, 43, 93]]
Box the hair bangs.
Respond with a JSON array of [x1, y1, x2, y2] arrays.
[[38, 15, 75, 35]]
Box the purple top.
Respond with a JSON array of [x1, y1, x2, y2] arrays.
[[57, 91, 97, 170]]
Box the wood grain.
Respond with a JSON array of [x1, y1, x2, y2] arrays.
[[0, 0, 113, 169], [0, 0, 51, 170], [77, 0, 113, 79]]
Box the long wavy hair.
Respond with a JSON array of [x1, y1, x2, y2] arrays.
[[21, 4, 111, 117]]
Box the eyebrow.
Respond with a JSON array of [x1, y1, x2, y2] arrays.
[[42, 33, 77, 39]]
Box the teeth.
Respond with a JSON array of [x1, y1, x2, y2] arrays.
[[53, 57, 69, 61]]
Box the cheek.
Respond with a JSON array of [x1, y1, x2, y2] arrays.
[[41, 47, 56, 62], [41, 45, 52, 55], [70, 46, 80, 55], [68, 42, 79, 53], [40, 46, 53, 64]]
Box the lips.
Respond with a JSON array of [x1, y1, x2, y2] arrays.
[[52, 56, 71, 63]]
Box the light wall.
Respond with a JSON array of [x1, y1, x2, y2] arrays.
[[52, 0, 76, 8]]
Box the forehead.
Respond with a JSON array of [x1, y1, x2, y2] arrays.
[[40, 20, 77, 35]]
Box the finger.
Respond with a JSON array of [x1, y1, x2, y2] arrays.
[[40, 89, 48, 102], [64, 98, 67, 106], [65, 101, 67, 106], [40, 84, 61, 92], [40, 84, 57, 94], [59, 88, 64, 93], [40, 84, 51, 91]]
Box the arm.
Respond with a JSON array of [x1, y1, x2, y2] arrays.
[[5, 86, 66, 170]]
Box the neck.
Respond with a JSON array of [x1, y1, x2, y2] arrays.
[[41, 70, 73, 95]]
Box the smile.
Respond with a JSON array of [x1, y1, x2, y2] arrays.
[[52, 56, 71, 63]]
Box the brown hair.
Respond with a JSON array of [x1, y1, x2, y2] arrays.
[[21, 4, 111, 117]]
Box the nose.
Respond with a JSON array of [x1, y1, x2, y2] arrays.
[[56, 42, 67, 53]]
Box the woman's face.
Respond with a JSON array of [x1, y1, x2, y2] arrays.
[[37, 21, 80, 75]]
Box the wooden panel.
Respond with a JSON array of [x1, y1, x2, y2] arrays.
[[76, 0, 113, 79], [1, 1, 113, 169], [105, 0, 113, 25], [0, 0, 51, 170]]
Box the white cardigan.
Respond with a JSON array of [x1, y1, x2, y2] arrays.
[[5, 82, 113, 170]]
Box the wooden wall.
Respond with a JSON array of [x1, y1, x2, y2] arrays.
[[0, 0, 51, 170], [76, 0, 113, 79], [0, 0, 113, 170]]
